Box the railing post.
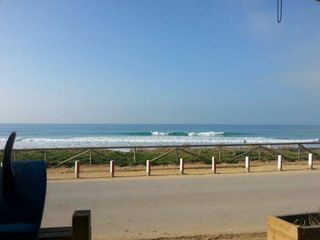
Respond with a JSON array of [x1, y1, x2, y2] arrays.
[[176, 147, 179, 164], [75, 160, 80, 179], [218, 146, 222, 163], [110, 160, 115, 177], [308, 153, 313, 170], [212, 156, 216, 174], [44, 150, 47, 164], [146, 160, 151, 176], [72, 210, 91, 240], [89, 149, 92, 165], [179, 158, 184, 175], [133, 147, 137, 165], [258, 145, 261, 161], [245, 156, 250, 173], [277, 155, 282, 171], [298, 144, 301, 161]]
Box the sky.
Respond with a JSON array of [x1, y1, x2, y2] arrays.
[[0, 0, 319, 124]]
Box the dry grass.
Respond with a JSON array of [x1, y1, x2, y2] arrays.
[[92, 232, 267, 240], [144, 232, 267, 240]]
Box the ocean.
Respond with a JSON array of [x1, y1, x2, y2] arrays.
[[0, 124, 319, 149]]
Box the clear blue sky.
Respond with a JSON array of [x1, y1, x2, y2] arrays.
[[0, 0, 319, 124]]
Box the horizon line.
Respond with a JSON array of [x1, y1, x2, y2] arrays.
[[0, 122, 319, 126]]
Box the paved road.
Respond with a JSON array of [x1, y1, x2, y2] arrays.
[[42, 171, 320, 240]]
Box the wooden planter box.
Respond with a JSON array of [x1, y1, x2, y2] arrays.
[[267, 213, 320, 240]]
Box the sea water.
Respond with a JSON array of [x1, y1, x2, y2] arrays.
[[0, 124, 319, 149]]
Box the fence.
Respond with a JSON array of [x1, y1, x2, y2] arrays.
[[0, 141, 319, 168]]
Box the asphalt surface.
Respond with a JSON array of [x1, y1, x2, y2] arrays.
[[41, 171, 320, 239]]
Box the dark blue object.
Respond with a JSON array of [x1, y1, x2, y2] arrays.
[[0, 132, 47, 240]]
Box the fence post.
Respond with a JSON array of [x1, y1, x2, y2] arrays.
[[212, 156, 216, 174], [146, 160, 151, 176], [44, 150, 47, 164], [218, 146, 222, 163], [308, 153, 313, 170], [176, 147, 180, 163], [133, 148, 137, 165], [75, 160, 80, 179], [89, 149, 92, 165], [258, 146, 261, 161], [110, 160, 115, 177], [245, 156, 250, 173], [277, 155, 282, 171], [179, 158, 184, 175]]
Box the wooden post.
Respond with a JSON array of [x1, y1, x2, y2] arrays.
[[89, 149, 92, 165], [146, 160, 151, 176], [212, 156, 216, 174], [72, 210, 91, 240], [277, 155, 282, 171], [245, 156, 250, 173], [308, 153, 313, 170], [75, 161, 80, 179], [44, 150, 47, 164], [133, 147, 137, 165], [179, 158, 184, 175], [218, 147, 222, 163], [258, 145, 261, 161], [110, 160, 115, 177], [176, 147, 179, 164], [298, 144, 301, 161]]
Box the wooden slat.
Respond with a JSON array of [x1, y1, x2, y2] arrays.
[[267, 216, 298, 240], [268, 228, 297, 240], [38, 227, 72, 240]]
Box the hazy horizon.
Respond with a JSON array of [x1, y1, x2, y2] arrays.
[[1, 123, 320, 126]]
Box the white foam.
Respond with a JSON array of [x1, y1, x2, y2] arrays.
[[151, 131, 168, 136], [0, 136, 318, 149], [188, 131, 224, 136]]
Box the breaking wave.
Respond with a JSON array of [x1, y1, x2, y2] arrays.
[[127, 131, 225, 136], [0, 136, 318, 149]]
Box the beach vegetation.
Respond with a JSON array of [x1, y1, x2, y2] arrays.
[[0, 146, 318, 168]]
